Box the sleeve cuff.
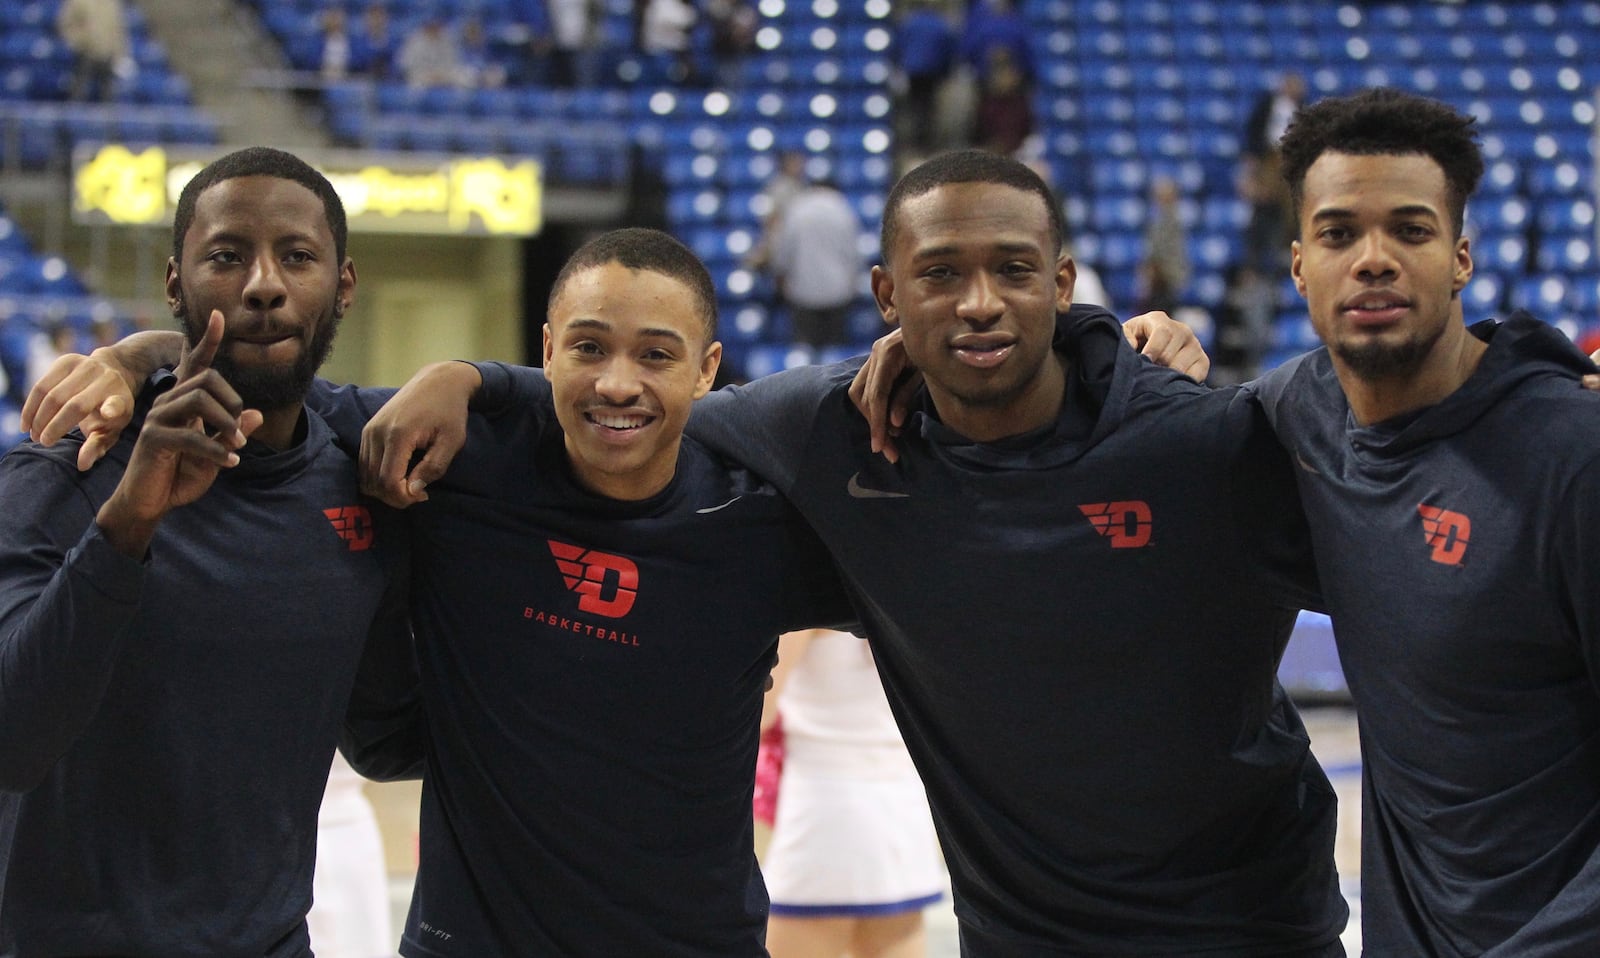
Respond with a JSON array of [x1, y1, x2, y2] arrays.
[[72, 524, 148, 606], [468, 361, 515, 413]]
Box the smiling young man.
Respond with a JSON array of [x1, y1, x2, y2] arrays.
[[342, 228, 852, 956], [0, 147, 409, 957], [1249, 88, 1600, 955], [670, 148, 1347, 956]]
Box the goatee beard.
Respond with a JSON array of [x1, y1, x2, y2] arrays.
[[180, 309, 341, 410], [1333, 339, 1429, 380]]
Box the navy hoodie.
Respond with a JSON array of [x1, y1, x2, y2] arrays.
[[0, 388, 408, 958], [1251, 314, 1600, 957], [676, 304, 1348, 956]]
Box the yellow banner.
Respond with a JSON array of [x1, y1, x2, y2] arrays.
[[72, 144, 544, 237]]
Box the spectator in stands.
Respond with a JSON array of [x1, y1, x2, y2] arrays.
[[960, 0, 1034, 91], [705, 0, 757, 88], [1138, 176, 1190, 314], [766, 178, 865, 350], [56, 0, 131, 103], [746, 150, 809, 274], [1240, 72, 1305, 274], [459, 17, 508, 89], [971, 47, 1033, 159], [1211, 263, 1274, 386], [639, 0, 699, 85], [318, 9, 355, 83], [540, 0, 604, 87], [89, 317, 119, 352], [1068, 245, 1111, 312], [398, 16, 465, 89], [893, 0, 957, 159], [351, 4, 399, 80]]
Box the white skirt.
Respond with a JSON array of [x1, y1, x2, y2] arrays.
[[762, 735, 946, 916]]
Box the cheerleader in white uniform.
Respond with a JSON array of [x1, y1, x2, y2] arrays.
[[761, 629, 946, 958], [307, 751, 393, 958]]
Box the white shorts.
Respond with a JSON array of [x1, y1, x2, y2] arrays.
[[762, 735, 946, 916]]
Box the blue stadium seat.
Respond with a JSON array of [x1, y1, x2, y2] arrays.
[[741, 343, 815, 380], [1528, 160, 1589, 197], [1463, 273, 1507, 317], [1468, 197, 1531, 234], [1096, 232, 1142, 271], [1536, 236, 1596, 274], [1272, 315, 1322, 352], [1472, 234, 1529, 275], [1536, 196, 1596, 233], [1569, 276, 1600, 313], [1510, 274, 1573, 314], [722, 302, 773, 344]]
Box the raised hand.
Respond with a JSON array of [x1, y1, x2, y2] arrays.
[[94, 312, 262, 557]]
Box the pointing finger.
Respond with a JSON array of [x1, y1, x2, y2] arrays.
[[175, 310, 224, 381]]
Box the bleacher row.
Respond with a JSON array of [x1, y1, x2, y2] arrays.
[[1, 0, 1598, 417], [254, 0, 898, 378], [0, 0, 221, 168], [0, 0, 179, 441], [1026, 0, 1600, 366]]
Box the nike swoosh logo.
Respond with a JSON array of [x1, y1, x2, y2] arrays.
[[1295, 452, 1321, 476], [696, 496, 743, 514], [846, 472, 910, 499]]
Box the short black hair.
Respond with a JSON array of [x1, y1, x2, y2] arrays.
[[550, 228, 718, 340], [881, 149, 1064, 265], [172, 147, 348, 263], [1279, 87, 1483, 237]]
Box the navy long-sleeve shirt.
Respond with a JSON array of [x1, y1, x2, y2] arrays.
[[0, 399, 408, 958], [1251, 314, 1600, 957], [311, 377, 854, 957]]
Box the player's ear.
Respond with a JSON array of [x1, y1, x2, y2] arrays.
[[1055, 254, 1077, 313], [871, 265, 898, 329], [693, 341, 722, 399]]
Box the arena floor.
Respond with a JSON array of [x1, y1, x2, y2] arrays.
[[362, 706, 1365, 955]]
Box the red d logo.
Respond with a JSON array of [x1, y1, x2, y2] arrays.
[[1079, 501, 1153, 549], [1417, 504, 1470, 566], [547, 540, 640, 617]]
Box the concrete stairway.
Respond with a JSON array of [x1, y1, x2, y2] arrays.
[[134, 0, 327, 150]]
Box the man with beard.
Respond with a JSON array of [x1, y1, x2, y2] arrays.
[[1249, 89, 1600, 955], [0, 147, 410, 957]]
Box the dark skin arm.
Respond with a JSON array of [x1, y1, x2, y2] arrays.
[[94, 313, 261, 557]]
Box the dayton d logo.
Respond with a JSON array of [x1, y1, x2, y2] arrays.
[[323, 506, 374, 552], [1079, 501, 1152, 548], [547, 540, 640, 617], [1417, 504, 1470, 566]]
